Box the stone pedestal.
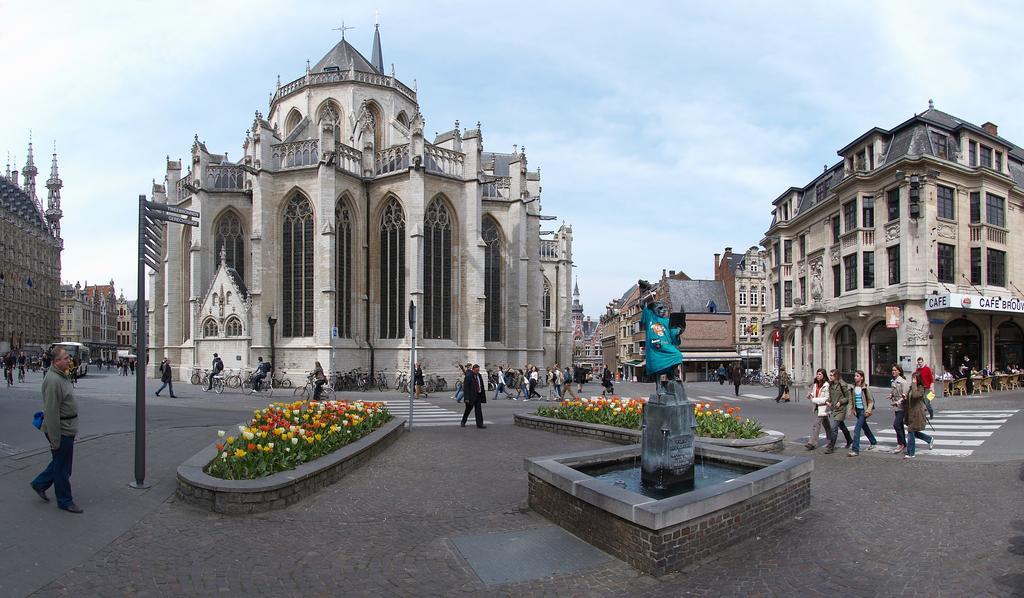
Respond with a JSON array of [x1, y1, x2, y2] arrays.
[[640, 380, 697, 489]]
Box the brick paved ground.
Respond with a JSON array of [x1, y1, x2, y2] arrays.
[[33, 422, 1024, 597]]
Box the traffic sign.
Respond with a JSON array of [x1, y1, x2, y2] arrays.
[[151, 212, 199, 227], [146, 200, 199, 218]]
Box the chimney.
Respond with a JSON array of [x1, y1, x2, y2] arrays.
[[669, 270, 676, 277], [662, 269, 667, 278], [982, 122, 998, 136], [714, 253, 721, 271]]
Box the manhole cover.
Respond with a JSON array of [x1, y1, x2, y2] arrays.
[[451, 525, 610, 585]]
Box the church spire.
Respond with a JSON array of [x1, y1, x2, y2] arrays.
[[371, 17, 384, 73], [22, 132, 38, 200], [45, 142, 63, 240]]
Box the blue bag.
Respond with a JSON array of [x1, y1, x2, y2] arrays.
[[32, 411, 44, 430]]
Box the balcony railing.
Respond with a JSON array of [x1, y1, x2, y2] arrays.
[[273, 70, 417, 105], [206, 165, 246, 191], [375, 144, 409, 176], [336, 143, 362, 177], [424, 143, 464, 178], [271, 139, 319, 170], [175, 172, 193, 201], [482, 176, 511, 199], [540, 239, 558, 259]]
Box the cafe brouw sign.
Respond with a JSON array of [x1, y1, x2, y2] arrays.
[[925, 292, 1024, 315]]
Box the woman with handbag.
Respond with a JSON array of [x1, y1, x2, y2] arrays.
[[805, 368, 832, 450], [848, 369, 878, 456], [775, 366, 791, 403], [888, 364, 909, 453], [904, 371, 934, 458]]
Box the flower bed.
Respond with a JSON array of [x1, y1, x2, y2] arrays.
[[206, 399, 391, 480], [536, 397, 763, 440]]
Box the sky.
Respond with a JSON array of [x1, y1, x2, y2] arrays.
[[3, 0, 1024, 317]]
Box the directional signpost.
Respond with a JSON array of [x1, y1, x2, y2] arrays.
[[131, 194, 198, 489]]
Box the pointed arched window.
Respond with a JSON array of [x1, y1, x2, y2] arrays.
[[482, 217, 502, 342], [335, 197, 353, 338], [203, 318, 219, 338], [379, 197, 405, 339], [543, 279, 552, 328], [225, 317, 243, 337], [423, 198, 452, 339], [282, 194, 314, 337], [214, 211, 244, 280]]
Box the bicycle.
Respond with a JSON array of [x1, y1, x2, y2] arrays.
[[210, 374, 226, 394], [189, 367, 203, 385], [223, 368, 242, 389], [270, 370, 292, 389], [375, 370, 389, 392], [294, 373, 335, 401], [242, 371, 274, 397], [17, 366, 26, 383]]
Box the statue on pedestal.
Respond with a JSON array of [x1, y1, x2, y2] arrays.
[[637, 279, 697, 489]]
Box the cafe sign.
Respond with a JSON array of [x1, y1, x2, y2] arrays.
[[925, 292, 1024, 314]]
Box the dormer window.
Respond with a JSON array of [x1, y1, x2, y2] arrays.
[[324, 66, 341, 73], [815, 182, 827, 203], [930, 131, 950, 160], [781, 202, 790, 220], [980, 145, 992, 168]]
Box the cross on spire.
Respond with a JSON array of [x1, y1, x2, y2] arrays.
[[332, 21, 355, 40]]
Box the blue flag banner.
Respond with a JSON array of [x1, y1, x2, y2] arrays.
[[26, 277, 33, 288]]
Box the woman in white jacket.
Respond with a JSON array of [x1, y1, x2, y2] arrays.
[[805, 367, 833, 450]]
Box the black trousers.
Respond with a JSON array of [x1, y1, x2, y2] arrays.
[[461, 399, 484, 427]]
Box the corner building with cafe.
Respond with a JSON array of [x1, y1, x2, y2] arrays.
[[762, 103, 1024, 387], [146, 27, 574, 381]]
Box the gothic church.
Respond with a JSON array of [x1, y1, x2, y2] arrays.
[[148, 26, 574, 380]]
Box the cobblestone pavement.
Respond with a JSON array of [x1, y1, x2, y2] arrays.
[[33, 422, 1024, 597]]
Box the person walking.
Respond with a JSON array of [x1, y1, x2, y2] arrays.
[[493, 366, 514, 400], [888, 364, 909, 453], [914, 356, 935, 418], [561, 366, 579, 400], [528, 366, 542, 399], [600, 366, 614, 397], [776, 366, 791, 403], [414, 363, 426, 398], [552, 364, 563, 399], [574, 364, 586, 395], [155, 358, 177, 397], [904, 371, 934, 459], [805, 368, 832, 450], [30, 346, 83, 513], [206, 353, 224, 392], [825, 369, 854, 454], [3, 351, 14, 387], [515, 369, 529, 401], [730, 363, 743, 397], [716, 363, 728, 385], [847, 370, 878, 456], [460, 364, 487, 429]]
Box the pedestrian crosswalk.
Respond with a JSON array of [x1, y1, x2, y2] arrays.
[[842, 409, 1017, 457], [377, 399, 491, 427]]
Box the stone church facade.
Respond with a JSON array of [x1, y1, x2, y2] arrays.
[[148, 28, 573, 381]]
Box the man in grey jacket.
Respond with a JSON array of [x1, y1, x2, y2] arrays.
[[30, 347, 83, 513]]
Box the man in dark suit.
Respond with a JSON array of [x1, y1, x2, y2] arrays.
[[461, 364, 487, 429]]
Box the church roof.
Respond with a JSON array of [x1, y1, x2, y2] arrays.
[[226, 267, 249, 300], [312, 38, 381, 74], [482, 152, 515, 176], [0, 175, 47, 230]]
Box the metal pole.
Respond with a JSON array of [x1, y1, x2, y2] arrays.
[[408, 300, 416, 430], [130, 194, 150, 489]]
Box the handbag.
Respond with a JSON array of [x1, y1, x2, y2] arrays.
[[781, 390, 790, 402], [32, 411, 44, 430]]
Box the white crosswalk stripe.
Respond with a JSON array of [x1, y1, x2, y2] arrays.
[[833, 409, 1017, 458], [376, 399, 491, 426]]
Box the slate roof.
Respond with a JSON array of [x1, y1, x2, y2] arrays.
[[312, 39, 380, 74], [665, 279, 732, 314], [0, 175, 47, 230], [482, 152, 515, 176], [226, 267, 249, 300]]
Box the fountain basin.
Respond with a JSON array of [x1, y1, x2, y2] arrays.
[[525, 443, 812, 577]]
